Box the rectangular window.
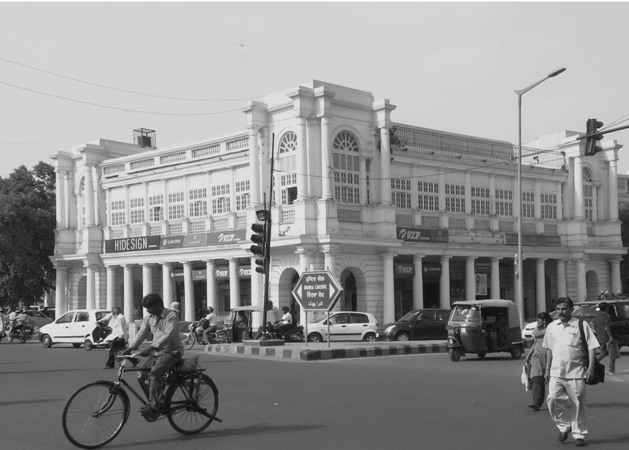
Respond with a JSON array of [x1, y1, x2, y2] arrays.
[[445, 183, 465, 213], [235, 180, 250, 211], [391, 178, 411, 209], [417, 181, 439, 212], [211, 184, 230, 215], [280, 174, 297, 205], [188, 188, 207, 217], [110, 200, 126, 226], [129, 197, 145, 224], [522, 191, 535, 218], [471, 186, 490, 216], [168, 191, 184, 220], [495, 189, 513, 217], [148, 194, 164, 222], [541, 192, 557, 220], [584, 185, 593, 221], [332, 153, 360, 205]]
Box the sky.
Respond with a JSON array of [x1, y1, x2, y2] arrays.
[[1, 1, 629, 176]]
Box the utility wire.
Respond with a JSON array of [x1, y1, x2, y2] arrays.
[[0, 55, 251, 102], [0, 79, 243, 117]]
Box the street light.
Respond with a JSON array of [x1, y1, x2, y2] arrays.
[[514, 67, 566, 326]]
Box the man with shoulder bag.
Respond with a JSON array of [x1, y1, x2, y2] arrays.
[[543, 297, 600, 447]]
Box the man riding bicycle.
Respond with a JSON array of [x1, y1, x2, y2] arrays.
[[125, 293, 183, 417]]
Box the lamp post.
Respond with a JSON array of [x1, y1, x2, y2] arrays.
[[514, 67, 566, 326]]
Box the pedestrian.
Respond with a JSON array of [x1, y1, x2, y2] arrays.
[[99, 306, 129, 368], [524, 312, 552, 411], [596, 302, 619, 374], [201, 307, 218, 344], [543, 297, 600, 446]]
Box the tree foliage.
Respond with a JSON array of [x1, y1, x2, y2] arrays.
[[0, 162, 56, 308]]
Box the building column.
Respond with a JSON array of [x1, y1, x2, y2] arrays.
[[576, 258, 587, 302], [123, 264, 134, 323], [229, 258, 240, 310], [556, 181, 563, 220], [106, 265, 115, 310], [84, 163, 94, 226], [162, 263, 173, 308], [55, 266, 67, 318], [86, 264, 96, 310], [536, 258, 546, 314], [183, 262, 194, 321], [440, 256, 451, 309], [323, 246, 336, 277], [359, 157, 367, 205], [465, 256, 476, 301], [249, 128, 261, 206], [55, 169, 64, 227], [92, 166, 100, 226], [534, 180, 542, 220], [297, 118, 308, 200], [438, 171, 446, 212], [206, 260, 217, 311], [380, 127, 392, 206], [608, 156, 619, 220], [413, 254, 424, 310], [574, 157, 584, 220], [464, 171, 472, 215], [142, 264, 153, 317], [320, 117, 332, 200], [490, 257, 500, 299], [610, 258, 622, 295], [556, 259, 567, 298], [383, 253, 395, 324]]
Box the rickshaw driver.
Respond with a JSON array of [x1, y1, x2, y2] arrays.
[[124, 293, 184, 417]]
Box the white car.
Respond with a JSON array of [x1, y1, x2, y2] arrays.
[[306, 311, 379, 343], [39, 309, 110, 349], [521, 320, 538, 340]]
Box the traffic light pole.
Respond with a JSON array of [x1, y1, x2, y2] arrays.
[[578, 123, 629, 140], [261, 133, 275, 338]]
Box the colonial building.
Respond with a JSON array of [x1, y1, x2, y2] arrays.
[[51, 80, 625, 327]]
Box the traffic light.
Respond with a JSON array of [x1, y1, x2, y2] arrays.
[[584, 118, 604, 156], [250, 209, 270, 274]]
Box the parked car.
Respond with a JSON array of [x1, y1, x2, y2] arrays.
[[521, 311, 559, 340], [381, 308, 450, 341], [39, 309, 110, 349], [306, 311, 378, 342], [575, 299, 629, 349]]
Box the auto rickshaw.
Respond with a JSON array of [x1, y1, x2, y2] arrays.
[[447, 299, 525, 361], [228, 306, 263, 342]]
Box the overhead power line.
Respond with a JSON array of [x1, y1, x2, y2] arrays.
[[0, 55, 251, 102], [0, 79, 243, 117]]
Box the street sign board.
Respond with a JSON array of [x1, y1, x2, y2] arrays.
[[291, 271, 343, 311]]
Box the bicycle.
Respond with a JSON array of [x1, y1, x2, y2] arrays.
[[62, 353, 221, 449]]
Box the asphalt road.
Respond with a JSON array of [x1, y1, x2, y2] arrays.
[[1, 343, 628, 450]]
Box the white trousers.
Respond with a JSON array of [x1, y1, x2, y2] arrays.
[[547, 377, 588, 439]]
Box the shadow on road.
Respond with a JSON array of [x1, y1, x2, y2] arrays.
[[587, 433, 629, 445], [0, 368, 98, 375], [108, 423, 326, 448], [0, 398, 65, 407], [588, 402, 629, 409]]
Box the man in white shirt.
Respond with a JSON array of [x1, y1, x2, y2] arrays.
[[543, 297, 599, 447], [99, 306, 129, 368], [201, 307, 218, 344]]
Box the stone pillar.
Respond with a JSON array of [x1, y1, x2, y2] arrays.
[[438, 172, 446, 212], [490, 257, 500, 299], [464, 172, 471, 215], [206, 260, 217, 311], [92, 166, 100, 226], [321, 117, 332, 200], [556, 259, 567, 299], [229, 258, 240, 310], [106, 265, 115, 310], [534, 181, 541, 219], [123, 265, 134, 323], [162, 263, 173, 308], [142, 264, 153, 318], [465, 256, 476, 301], [323, 246, 336, 277], [183, 262, 194, 321], [536, 258, 546, 314], [55, 266, 67, 318], [84, 163, 94, 226], [380, 127, 391, 206], [440, 256, 451, 309], [55, 170, 64, 227], [383, 253, 395, 324], [86, 265, 96, 310], [556, 181, 563, 220], [610, 259, 622, 295], [608, 156, 619, 220], [359, 157, 367, 205], [574, 157, 584, 220], [297, 118, 308, 200], [576, 259, 587, 302], [249, 128, 261, 206], [413, 254, 424, 310], [489, 176, 496, 216]]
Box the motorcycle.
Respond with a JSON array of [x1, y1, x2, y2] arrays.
[[266, 321, 305, 342], [9, 325, 34, 343]]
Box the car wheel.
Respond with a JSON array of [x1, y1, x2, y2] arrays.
[[41, 334, 52, 348], [477, 352, 486, 359], [363, 333, 377, 343], [510, 345, 523, 360], [308, 333, 323, 343], [83, 339, 93, 351], [72, 343, 81, 348], [449, 349, 462, 362], [396, 332, 409, 341]]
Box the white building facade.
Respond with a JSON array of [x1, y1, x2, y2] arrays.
[[51, 80, 625, 326]]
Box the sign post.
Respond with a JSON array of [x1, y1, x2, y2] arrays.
[[291, 270, 343, 348]]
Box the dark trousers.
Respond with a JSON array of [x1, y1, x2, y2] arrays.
[[105, 337, 127, 367], [530, 376, 546, 408]]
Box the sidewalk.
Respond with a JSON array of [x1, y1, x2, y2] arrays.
[[200, 340, 448, 361]]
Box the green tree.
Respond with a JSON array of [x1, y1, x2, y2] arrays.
[[0, 162, 56, 309]]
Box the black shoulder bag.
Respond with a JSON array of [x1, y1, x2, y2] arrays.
[[578, 319, 605, 385]]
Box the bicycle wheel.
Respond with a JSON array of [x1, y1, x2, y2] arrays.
[[166, 373, 219, 435], [62, 381, 130, 449]]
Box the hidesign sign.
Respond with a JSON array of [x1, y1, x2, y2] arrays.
[[104, 229, 246, 253], [105, 235, 161, 253], [396, 226, 449, 243]]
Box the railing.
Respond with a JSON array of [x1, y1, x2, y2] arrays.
[[129, 159, 154, 171], [337, 208, 362, 223], [212, 216, 230, 231], [421, 215, 440, 228], [474, 218, 491, 231], [128, 226, 144, 237], [280, 206, 295, 224], [167, 222, 183, 235], [160, 151, 186, 165], [149, 224, 162, 236], [192, 144, 221, 159], [226, 136, 249, 152], [189, 220, 206, 234]]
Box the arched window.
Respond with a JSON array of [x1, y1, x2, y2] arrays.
[[276, 131, 298, 205], [332, 131, 360, 204], [583, 167, 594, 221]]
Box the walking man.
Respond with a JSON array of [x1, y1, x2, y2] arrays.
[[543, 297, 599, 446]]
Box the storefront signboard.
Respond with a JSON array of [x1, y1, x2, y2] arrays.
[[504, 233, 561, 246], [161, 230, 246, 250], [396, 227, 449, 243], [449, 231, 506, 245], [104, 235, 161, 253], [475, 273, 488, 296], [173, 266, 251, 281], [394, 263, 415, 277]]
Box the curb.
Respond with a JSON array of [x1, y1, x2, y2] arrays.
[[203, 342, 448, 361]]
